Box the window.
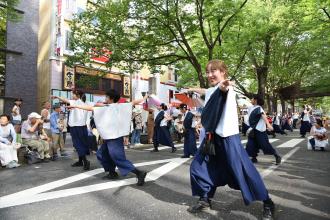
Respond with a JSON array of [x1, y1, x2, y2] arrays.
[[65, 30, 72, 51], [113, 80, 123, 96], [101, 78, 111, 91]]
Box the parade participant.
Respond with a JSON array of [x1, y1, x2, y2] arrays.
[[300, 105, 312, 138], [151, 103, 176, 153], [272, 112, 287, 135], [308, 119, 328, 151], [241, 111, 249, 136], [246, 96, 282, 165], [179, 104, 197, 158], [69, 89, 147, 186], [188, 60, 275, 220], [292, 112, 299, 129], [282, 114, 293, 132], [52, 90, 91, 170]]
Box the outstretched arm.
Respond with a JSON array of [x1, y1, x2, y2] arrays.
[[68, 104, 94, 111], [187, 88, 206, 95], [52, 96, 70, 104], [132, 94, 149, 106]]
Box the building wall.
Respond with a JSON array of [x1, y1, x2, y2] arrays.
[[4, 0, 39, 118]]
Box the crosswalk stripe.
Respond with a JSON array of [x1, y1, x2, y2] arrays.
[[276, 138, 304, 148], [241, 138, 279, 144]]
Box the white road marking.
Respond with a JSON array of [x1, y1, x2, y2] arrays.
[[276, 138, 304, 148], [241, 138, 279, 144], [261, 147, 300, 178], [0, 158, 190, 209]]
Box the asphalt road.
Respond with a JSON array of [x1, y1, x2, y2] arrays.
[[0, 130, 329, 220]]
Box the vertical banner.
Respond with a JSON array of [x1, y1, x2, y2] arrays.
[[123, 76, 131, 97], [63, 66, 75, 90]]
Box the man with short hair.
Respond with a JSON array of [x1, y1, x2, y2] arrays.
[[21, 112, 51, 162], [50, 103, 68, 160]]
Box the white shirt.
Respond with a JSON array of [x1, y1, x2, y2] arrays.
[[273, 115, 280, 125], [68, 99, 89, 127], [303, 110, 310, 122], [12, 105, 21, 121], [205, 86, 239, 137], [247, 105, 266, 132], [93, 103, 132, 139], [41, 109, 51, 129], [160, 112, 170, 127]]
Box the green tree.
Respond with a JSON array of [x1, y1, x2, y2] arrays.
[[68, 0, 248, 88]]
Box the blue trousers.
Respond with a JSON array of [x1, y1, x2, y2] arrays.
[[131, 129, 142, 144], [96, 137, 135, 176], [70, 126, 90, 157], [183, 128, 197, 157], [300, 121, 311, 135], [153, 126, 175, 149], [246, 130, 278, 158], [190, 134, 269, 205]]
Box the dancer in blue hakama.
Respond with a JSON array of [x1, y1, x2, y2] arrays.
[[70, 89, 147, 186], [245, 95, 282, 165], [53, 90, 91, 170], [300, 106, 312, 138], [188, 60, 275, 220], [179, 104, 197, 158], [151, 103, 176, 153]]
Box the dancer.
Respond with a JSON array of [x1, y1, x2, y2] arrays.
[[52, 90, 91, 170], [272, 112, 287, 135], [69, 89, 147, 186], [179, 104, 197, 158], [245, 95, 282, 165], [151, 103, 176, 153], [300, 105, 312, 138], [188, 60, 275, 220]]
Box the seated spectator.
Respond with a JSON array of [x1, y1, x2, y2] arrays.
[[308, 119, 329, 151], [0, 114, 21, 168], [50, 104, 68, 160], [21, 112, 51, 162]]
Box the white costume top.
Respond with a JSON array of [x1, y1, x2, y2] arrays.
[[205, 86, 239, 137], [273, 115, 280, 125], [69, 100, 89, 127], [247, 105, 266, 132], [93, 103, 132, 140], [160, 112, 170, 127], [302, 110, 310, 122]]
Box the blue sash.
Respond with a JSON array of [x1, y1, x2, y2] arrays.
[[183, 111, 194, 129], [155, 111, 165, 127], [248, 107, 262, 128]]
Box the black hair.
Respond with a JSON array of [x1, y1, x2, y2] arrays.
[[316, 118, 323, 127], [106, 89, 120, 103], [73, 90, 86, 103], [160, 103, 167, 111], [252, 94, 264, 106], [0, 114, 11, 121], [179, 103, 187, 109]]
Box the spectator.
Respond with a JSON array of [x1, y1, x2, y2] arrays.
[[11, 98, 23, 133], [131, 107, 143, 146], [50, 104, 68, 160], [21, 112, 51, 162], [0, 114, 20, 168], [40, 101, 52, 140], [308, 119, 328, 151], [174, 113, 184, 142], [147, 110, 154, 144]]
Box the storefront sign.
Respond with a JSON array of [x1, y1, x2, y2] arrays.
[[63, 66, 75, 90]]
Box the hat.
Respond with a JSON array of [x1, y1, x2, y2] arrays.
[[53, 103, 61, 109], [28, 112, 42, 119]]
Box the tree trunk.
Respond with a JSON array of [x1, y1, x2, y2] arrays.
[[271, 96, 277, 113], [265, 94, 271, 113], [256, 67, 268, 100], [290, 99, 295, 114], [280, 98, 286, 114]]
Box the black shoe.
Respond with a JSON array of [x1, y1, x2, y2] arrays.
[[181, 155, 189, 158], [251, 157, 258, 163], [263, 202, 275, 220], [71, 161, 83, 167], [83, 160, 90, 170], [150, 149, 159, 152], [42, 158, 51, 163], [136, 171, 147, 186], [272, 134, 276, 138], [187, 200, 211, 213], [300, 135, 305, 138], [171, 147, 177, 153], [275, 155, 282, 165], [103, 171, 119, 180]]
